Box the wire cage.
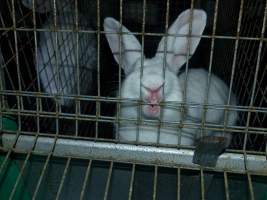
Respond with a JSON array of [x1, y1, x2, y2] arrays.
[[0, 0, 267, 199]]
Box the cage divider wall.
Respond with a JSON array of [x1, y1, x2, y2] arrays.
[[0, 0, 267, 199]]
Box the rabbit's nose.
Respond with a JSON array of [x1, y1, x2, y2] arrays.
[[149, 89, 161, 103], [145, 88, 162, 104], [142, 82, 164, 104]]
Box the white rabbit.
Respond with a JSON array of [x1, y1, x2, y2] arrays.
[[104, 9, 237, 146], [37, 13, 96, 106]]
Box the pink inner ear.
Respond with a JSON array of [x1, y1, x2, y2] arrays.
[[174, 53, 191, 60], [172, 55, 179, 65], [170, 54, 186, 71]]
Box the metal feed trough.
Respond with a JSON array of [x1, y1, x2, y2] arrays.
[[0, 0, 267, 199]]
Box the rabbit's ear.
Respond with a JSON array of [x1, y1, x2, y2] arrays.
[[104, 17, 142, 75], [156, 9, 206, 73]]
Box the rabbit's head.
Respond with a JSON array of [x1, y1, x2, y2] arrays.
[[104, 9, 207, 119]]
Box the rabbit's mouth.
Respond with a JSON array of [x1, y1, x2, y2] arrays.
[[143, 104, 161, 118]]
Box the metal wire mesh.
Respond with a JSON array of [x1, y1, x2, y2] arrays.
[[0, 152, 267, 199], [0, 0, 267, 198]]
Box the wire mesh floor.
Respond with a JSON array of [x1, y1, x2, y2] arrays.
[[0, 151, 267, 200]]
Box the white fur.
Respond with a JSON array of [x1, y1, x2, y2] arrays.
[[37, 13, 96, 106], [104, 9, 238, 146], [179, 69, 237, 146]]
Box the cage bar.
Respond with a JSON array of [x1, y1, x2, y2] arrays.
[[2, 133, 267, 174], [0, 0, 267, 198]]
